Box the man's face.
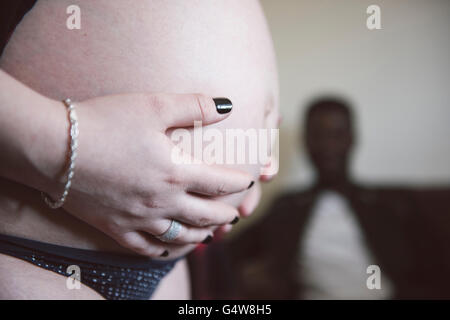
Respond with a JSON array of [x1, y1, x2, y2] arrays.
[[305, 108, 353, 180]]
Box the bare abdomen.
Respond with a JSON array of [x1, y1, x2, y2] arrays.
[[0, 0, 278, 253]]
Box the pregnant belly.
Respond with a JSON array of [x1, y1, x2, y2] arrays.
[[0, 0, 278, 252]]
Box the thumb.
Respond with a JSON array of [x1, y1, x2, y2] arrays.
[[154, 93, 233, 128]]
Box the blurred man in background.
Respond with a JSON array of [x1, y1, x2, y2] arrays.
[[215, 98, 450, 299]]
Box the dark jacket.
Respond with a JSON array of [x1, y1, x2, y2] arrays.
[[226, 184, 450, 299]]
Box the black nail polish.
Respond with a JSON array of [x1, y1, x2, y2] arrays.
[[213, 98, 233, 114], [230, 216, 239, 225], [160, 250, 169, 257], [248, 181, 255, 189], [202, 235, 213, 244]]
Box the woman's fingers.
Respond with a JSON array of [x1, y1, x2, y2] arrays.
[[183, 162, 254, 196], [116, 225, 215, 258], [172, 194, 239, 227], [169, 144, 254, 196], [171, 225, 214, 244], [152, 93, 233, 129], [117, 231, 198, 259], [238, 181, 262, 217], [259, 156, 278, 182], [216, 224, 234, 236], [115, 231, 174, 258], [144, 219, 215, 245]]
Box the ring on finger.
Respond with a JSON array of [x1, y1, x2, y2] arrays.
[[155, 219, 182, 242]]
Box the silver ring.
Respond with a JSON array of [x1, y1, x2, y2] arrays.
[[156, 220, 182, 242]]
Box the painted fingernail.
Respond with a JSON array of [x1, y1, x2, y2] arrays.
[[160, 250, 169, 257], [248, 181, 255, 189], [202, 235, 213, 244], [213, 98, 233, 114], [230, 216, 239, 225]]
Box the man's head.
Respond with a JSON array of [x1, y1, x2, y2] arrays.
[[304, 98, 354, 185]]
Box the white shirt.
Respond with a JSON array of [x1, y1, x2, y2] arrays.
[[299, 190, 393, 299]]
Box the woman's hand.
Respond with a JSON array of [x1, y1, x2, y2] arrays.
[[0, 71, 255, 258], [216, 114, 281, 235], [42, 93, 254, 258]]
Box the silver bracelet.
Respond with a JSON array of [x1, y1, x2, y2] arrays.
[[41, 98, 79, 209]]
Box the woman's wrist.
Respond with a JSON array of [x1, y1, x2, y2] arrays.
[[24, 96, 71, 197], [0, 70, 68, 197]]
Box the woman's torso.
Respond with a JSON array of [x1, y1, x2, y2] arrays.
[[0, 0, 278, 259]]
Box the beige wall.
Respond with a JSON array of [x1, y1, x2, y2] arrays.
[[237, 0, 450, 230]]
